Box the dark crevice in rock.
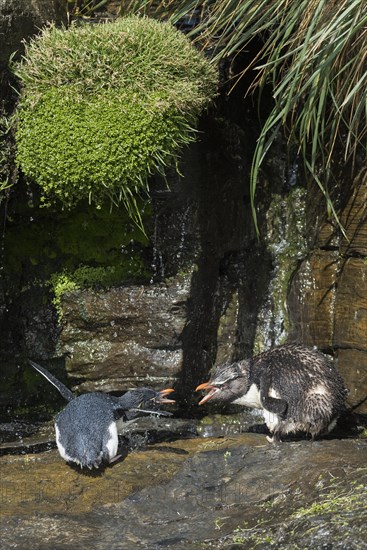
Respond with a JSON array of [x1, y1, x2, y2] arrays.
[[153, 111, 273, 410]]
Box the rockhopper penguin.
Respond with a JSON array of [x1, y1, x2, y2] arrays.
[[196, 344, 347, 442], [29, 360, 175, 469]]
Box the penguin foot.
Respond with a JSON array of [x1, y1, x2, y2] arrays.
[[109, 454, 122, 464], [266, 434, 282, 444]]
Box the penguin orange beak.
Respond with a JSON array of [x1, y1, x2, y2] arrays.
[[195, 382, 219, 405], [158, 388, 176, 404]]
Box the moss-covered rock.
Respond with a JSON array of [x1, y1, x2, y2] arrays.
[[0, 199, 152, 358], [4, 201, 150, 282], [14, 16, 218, 222], [254, 186, 308, 352]]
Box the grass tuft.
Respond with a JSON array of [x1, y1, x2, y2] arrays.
[[135, 0, 367, 234]]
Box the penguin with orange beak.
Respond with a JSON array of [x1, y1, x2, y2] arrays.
[[196, 344, 347, 442], [29, 360, 175, 469]]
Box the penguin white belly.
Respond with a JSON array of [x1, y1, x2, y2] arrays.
[[268, 387, 281, 399], [106, 421, 118, 461], [55, 424, 75, 463], [327, 417, 337, 433], [232, 383, 262, 408], [262, 409, 280, 431]]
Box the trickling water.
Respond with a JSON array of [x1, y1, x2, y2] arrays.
[[150, 213, 165, 284], [150, 203, 192, 284], [254, 187, 308, 353], [287, 155, 299, 187], [175, 205, 190, 262], [0, 195, 8, 317]]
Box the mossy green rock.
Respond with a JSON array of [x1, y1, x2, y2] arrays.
[[4, 201, 149, 284]]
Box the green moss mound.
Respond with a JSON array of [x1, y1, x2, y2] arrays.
[[14, 16, 218, 220]]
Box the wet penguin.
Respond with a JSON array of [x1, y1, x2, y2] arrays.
[[29, 360, 175, 468], [195, 344, 347, 442]]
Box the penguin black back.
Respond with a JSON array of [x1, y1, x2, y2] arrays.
[[29, 360, 175, 468], [55, 392, 120, 469]]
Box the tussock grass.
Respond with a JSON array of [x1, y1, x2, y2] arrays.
[[134, 0, 367, 233]]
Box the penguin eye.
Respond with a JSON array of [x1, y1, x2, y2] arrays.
[[219, 378, 237, 389]]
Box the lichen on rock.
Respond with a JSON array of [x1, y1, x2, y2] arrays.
[[254, 186, 308, 353]]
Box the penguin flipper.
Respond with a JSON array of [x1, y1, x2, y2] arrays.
[[259, 372, 288, 416], [262, 395, 288, 416], [29, 360, 75, 402]]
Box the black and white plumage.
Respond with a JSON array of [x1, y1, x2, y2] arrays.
[[29, 360, 175, 469], [196, 344, 348, 442]]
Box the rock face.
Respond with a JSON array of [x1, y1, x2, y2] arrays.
[[54, 113, 273, 405], [0, 0, 66, 100], [0, 3, 366, 417], [289, 171, 367, 411], [55, 167, 367, 412], [0, 0, 66, 57], [58, 276, 191, 393]]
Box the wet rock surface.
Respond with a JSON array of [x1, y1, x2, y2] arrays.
[[288, 170, 367, 412], [58, 275, 192, 393], [1, 427, 366, 549]]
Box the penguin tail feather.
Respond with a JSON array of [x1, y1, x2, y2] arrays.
[[28, 360, 74, 402]]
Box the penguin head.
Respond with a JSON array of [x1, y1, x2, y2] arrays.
[[118, 387, 175, 420], [195, 360, 250, 405]]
